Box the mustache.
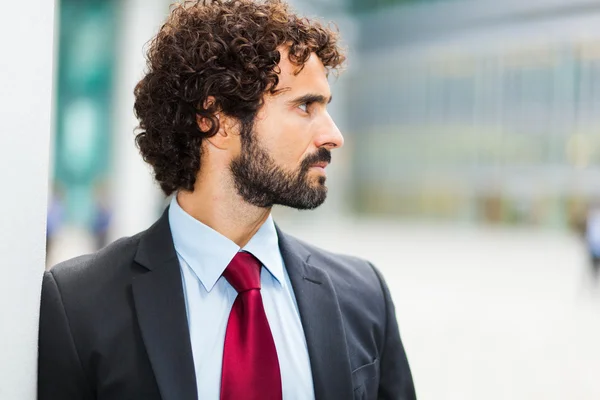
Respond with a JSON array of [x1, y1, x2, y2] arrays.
[[300, 147, 332, 171]]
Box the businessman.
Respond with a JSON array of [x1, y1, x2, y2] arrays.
[[38, 1, 416, 399]]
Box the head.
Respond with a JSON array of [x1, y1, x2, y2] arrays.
[[134, 0, 346, 210]]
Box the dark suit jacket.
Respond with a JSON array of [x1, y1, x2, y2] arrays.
[[38, 209, 416, 400]]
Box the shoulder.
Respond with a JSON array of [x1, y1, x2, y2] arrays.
[[281, 233, 392, 358], [282, 233, 386, 299], [47, 232, 143, 296]]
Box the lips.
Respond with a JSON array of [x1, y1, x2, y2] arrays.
[[311, 162, 328, 169]]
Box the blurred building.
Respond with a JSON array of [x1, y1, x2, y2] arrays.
[[49, 0, 600, 262], [343, 0, 600, 230]]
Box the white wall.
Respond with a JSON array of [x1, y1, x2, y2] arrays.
[[0, 0, 56, 399]]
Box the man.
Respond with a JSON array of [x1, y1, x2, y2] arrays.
[[38, 1, 416, 399]]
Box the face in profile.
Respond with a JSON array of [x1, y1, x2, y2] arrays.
[[230, 49, 344, 210]]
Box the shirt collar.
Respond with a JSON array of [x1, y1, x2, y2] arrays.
[[243, 212, 285, 287], [168, 195, 285, 292]]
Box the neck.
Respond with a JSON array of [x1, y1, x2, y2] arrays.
[[176, 172, 271, 248]]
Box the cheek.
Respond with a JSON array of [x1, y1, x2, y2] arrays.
[[268, 119, 314, 165], [268, 141, 303, 169], [281, 136, 314, 168]]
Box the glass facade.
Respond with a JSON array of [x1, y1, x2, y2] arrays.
[[54, 0, 117, 229], [348, 0, 450, 14], [344, 2, 600, 228]]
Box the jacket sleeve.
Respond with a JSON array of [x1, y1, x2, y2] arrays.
[[371, 264, 417, 400], [38, 270, 94, 400]]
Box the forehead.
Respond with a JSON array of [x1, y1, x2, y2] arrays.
[[275, 50, 330, 97]]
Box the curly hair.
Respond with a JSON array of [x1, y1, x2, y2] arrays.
[[133, 0, 346, 196]]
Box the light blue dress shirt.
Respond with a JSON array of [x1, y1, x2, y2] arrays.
[[168, 196, 315, 399]]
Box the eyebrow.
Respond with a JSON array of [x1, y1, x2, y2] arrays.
[[287, 93, 333, 106]]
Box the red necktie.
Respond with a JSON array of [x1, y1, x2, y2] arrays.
[[220, 252, 282, 400]]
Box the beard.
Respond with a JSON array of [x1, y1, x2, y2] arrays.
[[229, 121, 332, 210]]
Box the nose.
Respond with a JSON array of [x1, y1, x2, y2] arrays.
[[315, 112, 344, 150]]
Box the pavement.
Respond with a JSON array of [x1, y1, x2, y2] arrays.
[[280, 218, 600, 400]]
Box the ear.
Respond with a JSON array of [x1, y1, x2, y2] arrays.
[[206, 112, 239, 150], [196, 96, 218, 133], [195, 97, 235, 150], [205, 114, 240, 150]]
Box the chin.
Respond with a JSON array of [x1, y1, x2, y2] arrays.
[[307, 175, 326, 186]]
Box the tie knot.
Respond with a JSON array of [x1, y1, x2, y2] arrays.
[[223, 252, 262, 293]]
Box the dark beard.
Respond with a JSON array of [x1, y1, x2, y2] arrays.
[[229, 122, 331, 210]]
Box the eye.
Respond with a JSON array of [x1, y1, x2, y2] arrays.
[[298, 102, 310, 113]]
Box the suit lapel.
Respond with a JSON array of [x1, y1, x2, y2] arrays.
[[277, 228, 354, 400], [132, 209, 197, 400]]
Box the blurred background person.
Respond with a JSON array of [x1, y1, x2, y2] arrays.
[[45, 184, 66, 261], [584, 201, 600, 280], [47, 0, 600, 398], [91, 180, 112, 250]]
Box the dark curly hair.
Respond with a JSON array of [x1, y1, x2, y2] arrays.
[[133, 0, 346, 196]]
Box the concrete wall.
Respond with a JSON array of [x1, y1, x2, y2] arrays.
[[0, 0, 56, 398]]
